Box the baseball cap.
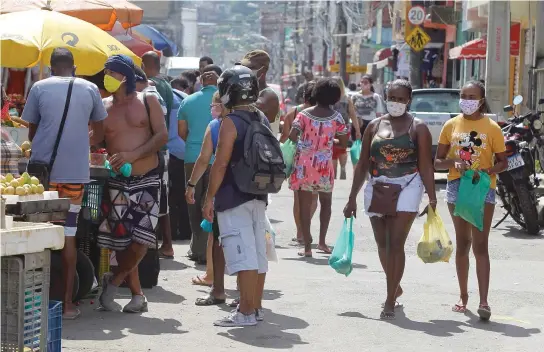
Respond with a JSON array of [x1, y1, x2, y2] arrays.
[[240, 50, 270, 69]]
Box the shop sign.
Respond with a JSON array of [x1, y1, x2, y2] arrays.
[[510, 23, 521, 56], [329, 64, 367, 74]]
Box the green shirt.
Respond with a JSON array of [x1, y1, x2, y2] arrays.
[[150, 77, 174, 126]]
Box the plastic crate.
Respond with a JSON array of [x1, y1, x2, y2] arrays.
[[82, 180, 104, 223], [1, 251, 51, 352], [47, 301, 62, 352]]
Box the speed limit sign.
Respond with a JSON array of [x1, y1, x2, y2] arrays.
[[408, 6, 425, 26]]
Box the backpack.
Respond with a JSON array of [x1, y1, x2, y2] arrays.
[[231, 110, 286, 195]]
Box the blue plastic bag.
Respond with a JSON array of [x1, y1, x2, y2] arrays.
[[200, 219, 213, 232], [329, 217, 355, 277], [453, 170, 491, 231], [280, 140, 297, 176], [350, 140, 362, 166]]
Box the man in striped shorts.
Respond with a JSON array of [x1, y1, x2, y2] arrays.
[[93, 55, 168, 313]]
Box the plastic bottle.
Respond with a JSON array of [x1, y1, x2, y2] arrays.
[[104, 160, 132, 177], [200, 219, 213, 232]]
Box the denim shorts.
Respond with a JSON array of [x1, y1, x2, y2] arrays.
[[446, 179, 496, 205]]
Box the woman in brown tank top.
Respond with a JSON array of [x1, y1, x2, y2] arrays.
[[343, 79, 437, 320]]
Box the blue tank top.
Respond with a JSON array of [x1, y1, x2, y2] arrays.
[[214, 111, 268, 212]]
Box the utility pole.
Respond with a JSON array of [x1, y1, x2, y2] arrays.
[[322, 0, 330, 77], [337, 1, 347, 84], [307, 1, 314, 73], [485, 1, 510, 117], [295, 1, 300, 78], [280, 1, 287, 81]]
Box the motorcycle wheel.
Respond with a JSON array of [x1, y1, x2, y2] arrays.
[[514, 183, 540, 235]]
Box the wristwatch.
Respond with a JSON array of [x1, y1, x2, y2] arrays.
[[187, 181, 196, 188]]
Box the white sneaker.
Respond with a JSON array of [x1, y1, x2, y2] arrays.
[[123, 295, 148, 313], [255, 308, 264, 322], [214, 310, 257, 327]]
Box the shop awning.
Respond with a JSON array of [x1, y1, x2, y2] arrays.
[[373, 48, 392, 63], [449, 37, 487, 60]]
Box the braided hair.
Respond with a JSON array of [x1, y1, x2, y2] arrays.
[[463, 80, 492, 113]]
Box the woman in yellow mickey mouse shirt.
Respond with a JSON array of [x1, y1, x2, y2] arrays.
[[435, 81, 507, 321]]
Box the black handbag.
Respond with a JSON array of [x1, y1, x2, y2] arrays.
[[27, 78, 75, 189]]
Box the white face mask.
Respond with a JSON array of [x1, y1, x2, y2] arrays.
[[459, 99, 482, 116], [386, 101, 407, 117]]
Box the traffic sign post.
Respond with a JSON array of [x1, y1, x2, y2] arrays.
[[405, 26, 431, 52], [408, 6, 425, 26]]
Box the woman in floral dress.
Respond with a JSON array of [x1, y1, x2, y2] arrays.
[[288, 78, 349, 257]]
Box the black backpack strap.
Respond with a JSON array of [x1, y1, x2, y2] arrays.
[[143, 92, 154, 134], [49, 77, 75, 171]]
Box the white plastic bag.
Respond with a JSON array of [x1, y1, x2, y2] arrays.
[[265, 231, 278, 262]]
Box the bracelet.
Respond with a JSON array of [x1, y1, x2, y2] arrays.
[[187, 181, 196, 188]]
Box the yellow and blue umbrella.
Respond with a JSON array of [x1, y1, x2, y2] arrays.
[[0, 9, 142, 76]]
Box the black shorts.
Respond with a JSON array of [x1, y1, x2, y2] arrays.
[[351, 119, 372, 140], [212, 214, 220, 241]]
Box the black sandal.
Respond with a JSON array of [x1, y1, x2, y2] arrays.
[[380, 310, 395, 320], [195, 294, 226, 306]]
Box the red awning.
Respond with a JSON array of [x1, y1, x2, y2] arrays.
[[449, 37, 487, 60], [373, 48, 392, 62]]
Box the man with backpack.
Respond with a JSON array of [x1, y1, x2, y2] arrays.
[[202, 65, 286, 327]]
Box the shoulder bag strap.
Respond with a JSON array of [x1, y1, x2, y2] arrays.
[[143, 92, 154, 134], [49, 77, 75, 171]]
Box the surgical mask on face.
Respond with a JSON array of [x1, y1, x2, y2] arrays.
[[386, 101, 407, 117], [211, 105, 223, 119], [103, 74, 122, 93], [459, 99, 482, 115]]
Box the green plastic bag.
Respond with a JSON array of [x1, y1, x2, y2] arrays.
[[329, 217, 355, 277], [350, 140, 362, 166], [454, 170, 491, 231], [417, 207, 453, 263], [280, 140, 297, 176]]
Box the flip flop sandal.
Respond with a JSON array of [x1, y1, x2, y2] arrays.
[[477, 305, 491, 320], [228, 298, 240, 307], [381, 301, 403, 309], [158, 250, 174, 259], [195, 295, 226, 306], [297, 250, 312, 258], [380, 310, 395, 320], [191, 276, 212, 287], [452, 303, 467, 313], [317, 246, 332, 254], [63, 308, 81, 320]]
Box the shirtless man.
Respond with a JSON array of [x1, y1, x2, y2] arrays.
[[240, 50, 280, 132], [93, 55, 167, 313]]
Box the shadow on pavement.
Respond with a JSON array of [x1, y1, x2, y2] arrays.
[[63, 307, 186, 341], [338, 309, 541, 338], [496, 225, 544, 240], [144, 285, 186, 304], [159, 258, 189, 271], [464, 310, 542, 338], [282, 256, 367, 269], [217, 309, 309, 349]]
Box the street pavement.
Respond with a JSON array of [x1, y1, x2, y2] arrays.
[[62, 168, 544, 352]]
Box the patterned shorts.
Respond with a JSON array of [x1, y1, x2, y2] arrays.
[[97, 171, 161, 251]]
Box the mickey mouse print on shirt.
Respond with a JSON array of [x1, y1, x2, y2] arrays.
[[458, 131, 482, 167]]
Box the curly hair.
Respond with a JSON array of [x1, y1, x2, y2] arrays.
[[312, 78, 341, 106], [296, 81, 316, 105], [463, 80, 492, 113]]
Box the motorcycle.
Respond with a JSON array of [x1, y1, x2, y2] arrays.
[[494, 95, 544, 235]]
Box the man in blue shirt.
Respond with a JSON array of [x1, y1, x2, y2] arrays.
[[23, 48, 107, 319], [178, 64, 222, 263]]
